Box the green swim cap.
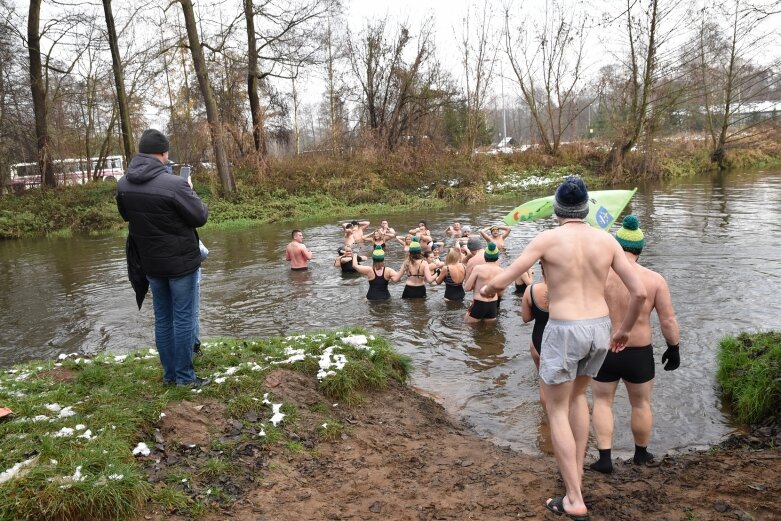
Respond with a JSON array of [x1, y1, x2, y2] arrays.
[[484, 242, 500, 261], [409, 241, 422, 254]]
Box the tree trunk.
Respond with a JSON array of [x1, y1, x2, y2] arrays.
[[28, 0, 54, 187], [180, 0, 235, 194], [291, 73, 301, 155], [712, 0, 740, 170], [102, 0, 135, 168], [244, 0, 267, 157]]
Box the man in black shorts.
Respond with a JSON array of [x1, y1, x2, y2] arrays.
[[590, 215, 681, 473], [463, 243, 503, 324]]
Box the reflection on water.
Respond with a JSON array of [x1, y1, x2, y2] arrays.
[[1, 169, 780, 456]]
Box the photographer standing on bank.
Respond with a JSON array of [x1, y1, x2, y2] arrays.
[[116, 129, 210, 388]]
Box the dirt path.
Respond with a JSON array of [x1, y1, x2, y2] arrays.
[[145, 370, 780, 521]]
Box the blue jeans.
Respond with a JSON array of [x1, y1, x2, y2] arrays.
[[193, 267, 201, 345], [147, 271, 198, 384]]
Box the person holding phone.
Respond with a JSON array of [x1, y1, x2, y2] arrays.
[[116, 129, 209, 389]]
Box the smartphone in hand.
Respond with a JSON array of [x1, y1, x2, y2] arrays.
[[179, 166, 191, 179]]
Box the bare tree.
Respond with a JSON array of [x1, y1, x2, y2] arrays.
[[244, 0, 336, 158], [600, 0, 662, 176], [102, 0, 134, 167], [348, 17, 453, 150], [458, 3, 498, 152], [28, 0, 54, 187], [699, 1, 780, 167], [179, 0, 235, 193], [505, 1, 590, 155]]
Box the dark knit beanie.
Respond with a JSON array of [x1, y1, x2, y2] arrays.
[[615, 215, 645, 252], [138, 129, 170, 154], [554, 176, 589, 219], [484, 242, 500, 261]]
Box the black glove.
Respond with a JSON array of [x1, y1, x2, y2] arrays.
[[661, 343, 680, 371]]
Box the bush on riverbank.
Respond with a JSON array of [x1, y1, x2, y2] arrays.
[[2, 137, 780, 239], [717, 331, 781, 425], [0, 329, 410, 520]]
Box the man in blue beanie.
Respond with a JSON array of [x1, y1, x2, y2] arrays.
[[590, 215, 681, 474], [116, 129, 210, 389], [480, 176, 647, 520]]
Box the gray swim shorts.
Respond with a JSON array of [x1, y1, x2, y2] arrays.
[[539, 316, 611, 385]]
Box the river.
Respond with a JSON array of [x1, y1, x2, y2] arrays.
[[1, 168, 780, 456]]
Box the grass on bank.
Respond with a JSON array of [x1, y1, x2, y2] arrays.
[[0, 328, 410, 521], [2, 138, 780, 240], [717, 331, 781, 425]]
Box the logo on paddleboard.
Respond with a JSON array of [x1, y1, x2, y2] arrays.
[[594, 206, 612, 229]]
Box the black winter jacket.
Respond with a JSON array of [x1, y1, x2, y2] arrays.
[[116, 153, 208, 278]]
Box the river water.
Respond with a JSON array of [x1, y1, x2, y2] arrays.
[[1, 168, 780, 456]]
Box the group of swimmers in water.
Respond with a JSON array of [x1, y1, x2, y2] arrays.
[[327, 218, 540, 326]]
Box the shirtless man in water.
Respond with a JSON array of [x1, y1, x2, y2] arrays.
[[481, 176, 646, 521], [590, 215, 680, 474], [342, 220, 370, 243], [285, 229, 312, 271], [479, 224, 511, 251], [463, 242, 503, 324]]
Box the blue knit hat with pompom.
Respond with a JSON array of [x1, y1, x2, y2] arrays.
[[553, 176, 589, 219], [615, 215, 645, 252]]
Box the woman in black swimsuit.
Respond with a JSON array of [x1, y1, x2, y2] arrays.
[[334, 247, 366, 274], [434, 247, 466, 301], [398, 241, 434, 299], [521, 263, 549, 404], [352, 247, 400, 301]]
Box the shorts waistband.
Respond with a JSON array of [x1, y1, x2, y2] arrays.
[[625, 344, 653, 350], [546, 316, 610, 327]]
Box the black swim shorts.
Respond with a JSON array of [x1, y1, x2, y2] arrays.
[[594, 344, 655, 384], [468, 299, 498, 319]]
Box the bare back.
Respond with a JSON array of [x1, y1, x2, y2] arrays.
[[466, 262, 504, 302], [605, 258, 678, 347], [539, 222, 624, 320], [492, 222, 629, 320], [286, 242, 311, 269]]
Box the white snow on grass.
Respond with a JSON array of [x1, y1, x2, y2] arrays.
[[340, 334, 368, 346], [317, 347, 347, 380], [53, 427, 75, 438], [269, 404, 285, 426], [0, 456, 37, 484], [59, 406, 76, 418], [132, 442, 150, 457]]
